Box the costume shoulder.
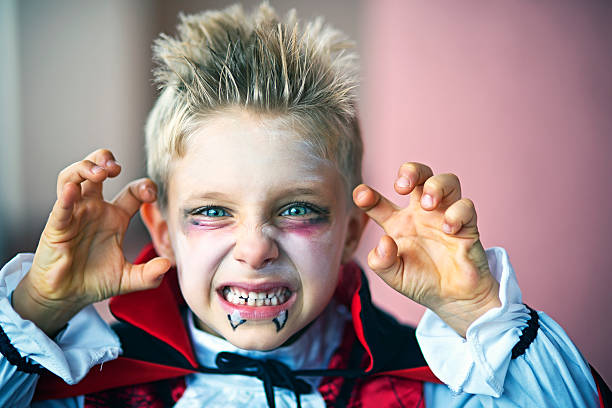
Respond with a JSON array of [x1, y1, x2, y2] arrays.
[[346, 264, 439, 383], [33, 245, 198, 402], [33, 247, 440, 402], [33, 321, 196, 401]]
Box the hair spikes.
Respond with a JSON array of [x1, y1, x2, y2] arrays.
[[145, 2, 362, 209], [151, 2, 357, 114]]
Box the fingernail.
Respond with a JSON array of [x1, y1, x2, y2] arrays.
[[421, 194, 433, 208], [356, 189, 368, 203], [396, 176, 410, 188], [91, 165, 104, 174], [442, 223, 452, 234], [106, 159, 119, 168], [375, 242, 386, 257], [146, 187, 156, 198]]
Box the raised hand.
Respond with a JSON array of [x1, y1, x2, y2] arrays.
[[12, 149, 171, 337], [353, 162, 500, 337]]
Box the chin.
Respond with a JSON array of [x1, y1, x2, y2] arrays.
[[222, 323, 295, 350]]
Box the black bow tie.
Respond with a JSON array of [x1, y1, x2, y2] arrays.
[[215, 352, 311, 407], [195, 351, 364, 408]]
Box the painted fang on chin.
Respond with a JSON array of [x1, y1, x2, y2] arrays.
[[226, 308, 288, 332], [228, 311, 246, 330], [272, 310, 288, 332]]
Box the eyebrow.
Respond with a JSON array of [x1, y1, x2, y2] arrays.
[[183, 186, 326, 203], [275, 187, 324, 197]]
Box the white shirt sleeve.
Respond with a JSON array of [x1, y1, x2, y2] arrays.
[[417, 247, 600, 407], [0, 253, 121, 408]]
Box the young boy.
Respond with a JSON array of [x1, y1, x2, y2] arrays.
[[0, 3, 607, 407]]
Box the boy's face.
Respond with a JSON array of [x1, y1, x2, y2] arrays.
[[149, 110, 362, 350]]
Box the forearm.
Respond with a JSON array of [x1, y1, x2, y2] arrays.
[[423, 310, 600, 407], [12, 277, 83, 339], [429, 279, 501, 338], [0, 253, 121, 406], [418, 247, 600, 406]]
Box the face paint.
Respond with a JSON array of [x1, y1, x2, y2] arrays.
[[164, 112, 351, 350], [228, 310, 246, 330], [226, 309, 289, 332], [272, 310, 288, 332]]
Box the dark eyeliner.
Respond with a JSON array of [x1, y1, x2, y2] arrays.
[[280, 201, 330, 218], [185, 205, 231, 217]]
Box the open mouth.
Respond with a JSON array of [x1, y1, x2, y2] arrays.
[[222, 286, 292, 307]]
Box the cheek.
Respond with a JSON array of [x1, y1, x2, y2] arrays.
[[173, 227, 235, 302], [279, 221, 346, 292], [276, 218, 330, 238]]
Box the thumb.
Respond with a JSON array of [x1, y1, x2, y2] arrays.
[[368, 235, 403, 286], [120, 257, 172, 294], [112, 178, 157, 219]]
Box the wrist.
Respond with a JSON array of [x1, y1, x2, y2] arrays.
[[433, 279, 501, 338], [12, 277, 85, 338]]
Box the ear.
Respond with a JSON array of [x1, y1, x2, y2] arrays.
[[140, 202, 176, 265], [341, 206, 369, 264]]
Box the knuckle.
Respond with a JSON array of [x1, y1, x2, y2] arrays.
[[58, 162, 79, 180], [419, 164, 434, 178], [401, 162, 434, 184], [445, 206, 460, 221], [423, 176, 441, 192], [401, 162, 418, 170], [57, 167, 68, 180], [92, 148, 113, 159], [461, 198, 475, 210], [128, 182, 142, 197], [133, 177, 150, 187], [133, 178, 153, 192], [443, 173, 460, 185], [80, 159, 95, 170], [437, 173, 460, 189], [399, 162, 419, 177]]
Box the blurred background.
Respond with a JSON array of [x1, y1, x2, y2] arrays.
[[1, 0, 610, 384]]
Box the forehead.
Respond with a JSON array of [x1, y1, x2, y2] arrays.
[[168, 111, 344, 202]]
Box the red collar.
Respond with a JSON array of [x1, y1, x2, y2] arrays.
[[34, 244, 439, 401], [109, 244, 364, 370]]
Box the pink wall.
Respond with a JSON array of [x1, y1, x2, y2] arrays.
[[358, 1, 612, 384]]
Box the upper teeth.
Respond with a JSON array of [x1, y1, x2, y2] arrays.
[[223, 287, 290, 306]]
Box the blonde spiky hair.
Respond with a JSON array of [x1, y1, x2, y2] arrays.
[[145, 2, 362, 209]]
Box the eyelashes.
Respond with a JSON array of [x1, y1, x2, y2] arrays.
[[188, 206, 230, 218], [279, 201, 329, 219], [185, 202, 330, 224]]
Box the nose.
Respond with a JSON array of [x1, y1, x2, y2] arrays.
[[233, 226, 279, 269]]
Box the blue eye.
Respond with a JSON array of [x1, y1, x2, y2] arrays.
[[193, 207, 229, 217], [281, 205, 313, 217]]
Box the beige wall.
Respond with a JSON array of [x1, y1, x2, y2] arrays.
[[1, 0, 362, 262], [2, 0, 159, 259], [0, 0, 23, 258]]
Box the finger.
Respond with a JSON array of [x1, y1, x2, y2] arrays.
[[56, 160, 107, 199], [353, 184, 400, 229], [367, 235, 402, 281], [47, 182, 81, 231], [111, 178, 157, 218], [120, 257, 172, 294], [442, 198, 477, 235], [84, 148, 121, 177], [82, 149, 122, 197], [394, 162, 434, 195], [421, 173, 462, 211]]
